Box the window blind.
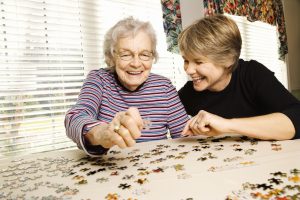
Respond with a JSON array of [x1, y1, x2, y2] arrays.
[[0, 0, 186, 159], [0, 0, 84, 158], [228, 14, 287, 88]]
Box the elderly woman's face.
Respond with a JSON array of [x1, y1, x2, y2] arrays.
[[114, 31, 153, 91]]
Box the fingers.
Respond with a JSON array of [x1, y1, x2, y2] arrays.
[[125, 107, 144, 130], [110, 107, 143, 149], [182, 119, 193, 135], [113, 125, 136, 149], [189, 110, 211, 135], [198, 120, 210, 132]]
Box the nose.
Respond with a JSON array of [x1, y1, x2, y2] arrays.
[[130, 55, 142, 67], [185, 62, 197, 75]]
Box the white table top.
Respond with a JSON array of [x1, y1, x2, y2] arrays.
[[1, 135, 300, 200]]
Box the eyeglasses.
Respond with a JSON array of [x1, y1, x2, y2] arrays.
[[114, 50, 153, 61]]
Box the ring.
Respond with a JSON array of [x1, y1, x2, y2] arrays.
[[113, 124, 121, 133]]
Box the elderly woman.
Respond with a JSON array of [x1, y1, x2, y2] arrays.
[[65, 17, 189, 156], [178, 14, 300, 140]]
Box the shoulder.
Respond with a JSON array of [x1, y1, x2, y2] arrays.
[[237, 59, 274, 77], [87, 68, 113, 79], [148, 73, 172, 83], [235, 59, 275, 84], [178, 81, 194, 96], [83, 68, 117, 90], [146, 73, 174, 88], [85, 68, 116, 84]]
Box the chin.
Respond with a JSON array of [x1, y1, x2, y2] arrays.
[[193, 84, 206, 92]]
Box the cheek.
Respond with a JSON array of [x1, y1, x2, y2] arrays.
[[215, 67, 227, 77], [115, 60, 121, 67], [115, 62, 126, 72], [115, 66, 127, 79], [195, 66, 205, 75], [146, 62, 153, 68], [143, 63, 152, 72], [183, 64, 188, 72]]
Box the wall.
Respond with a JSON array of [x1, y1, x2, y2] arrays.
[[180, 0, 204, 29], [282, 0, 300, 91]]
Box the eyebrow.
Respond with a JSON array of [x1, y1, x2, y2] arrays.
[[118, 48, 130, 51], [118, 48, 152, 53], [183, 54, 206, 60]]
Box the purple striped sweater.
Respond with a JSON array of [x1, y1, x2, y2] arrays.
[[65, 68, 189, 155]]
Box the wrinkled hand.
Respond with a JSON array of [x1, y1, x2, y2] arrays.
[[182, 110, 230, 137], [86, 107, 144, 149]]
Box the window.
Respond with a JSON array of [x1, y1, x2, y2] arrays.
[[0, 0, 186, 159], [227, 14, 288, 88]]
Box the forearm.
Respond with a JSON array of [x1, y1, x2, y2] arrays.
[[228, 113, 295, 140], [65, 114, 92, 144]]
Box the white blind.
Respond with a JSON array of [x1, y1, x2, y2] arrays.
[[0, 0, 85, 158], [0, 0, 186, 159], [78, 0, 187, 88], [227, 14, 288, 88]]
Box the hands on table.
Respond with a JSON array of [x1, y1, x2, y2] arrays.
[[85, 107, 150, 149], [182, 110, 230, 137]]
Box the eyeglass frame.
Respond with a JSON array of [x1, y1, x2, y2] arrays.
[[114, 49, 154, 62]]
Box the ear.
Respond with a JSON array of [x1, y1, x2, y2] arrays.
[[226, 64, 233, 72], [224, 59, 235, 72]]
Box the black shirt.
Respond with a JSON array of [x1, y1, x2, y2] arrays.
[[178, 59, 300, 139]]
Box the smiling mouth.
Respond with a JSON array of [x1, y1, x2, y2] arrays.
[[127, 71, 143, 75], [192, 76, 205, 83]]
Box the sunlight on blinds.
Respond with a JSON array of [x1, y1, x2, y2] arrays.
[[0, 0, 186, 159], [228, 14, 287, 88], [0, 0, 83, 158]]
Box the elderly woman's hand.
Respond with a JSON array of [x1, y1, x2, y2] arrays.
[[182, 110, 230, 137], [85, 107, 144, 149], [109, 107, 144, 148]]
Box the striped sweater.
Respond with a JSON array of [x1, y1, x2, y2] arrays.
[[65, 68, 189, 155]]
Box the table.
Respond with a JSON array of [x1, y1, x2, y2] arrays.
[[1, 136, 300, 200]]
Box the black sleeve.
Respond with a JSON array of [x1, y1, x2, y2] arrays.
[[247, 60, 300, 139], [178, 82, 188, 109], [81, 134, 109, 156]]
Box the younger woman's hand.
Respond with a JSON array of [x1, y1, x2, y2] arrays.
[[182, 110, 230, 137]]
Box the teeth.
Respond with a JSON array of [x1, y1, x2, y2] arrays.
[[128, 71, 142, 75], [192, 76, 204, 81]]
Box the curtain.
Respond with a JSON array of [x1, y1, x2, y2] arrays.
[[203, 0, 288, 60], [161, 0, 183, 53]]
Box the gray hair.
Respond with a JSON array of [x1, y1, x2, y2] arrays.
[[103, 16, 158, 71]]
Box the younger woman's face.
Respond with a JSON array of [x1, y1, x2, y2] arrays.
[[182, 54, 232, 92]]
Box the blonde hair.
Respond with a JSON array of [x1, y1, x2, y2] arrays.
[[103, 16, 158, 71], [178, 14, 242, 71]]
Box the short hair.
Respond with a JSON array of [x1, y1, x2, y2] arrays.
[[178, 14, 242, 71], [103, 16, 158, 71]]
